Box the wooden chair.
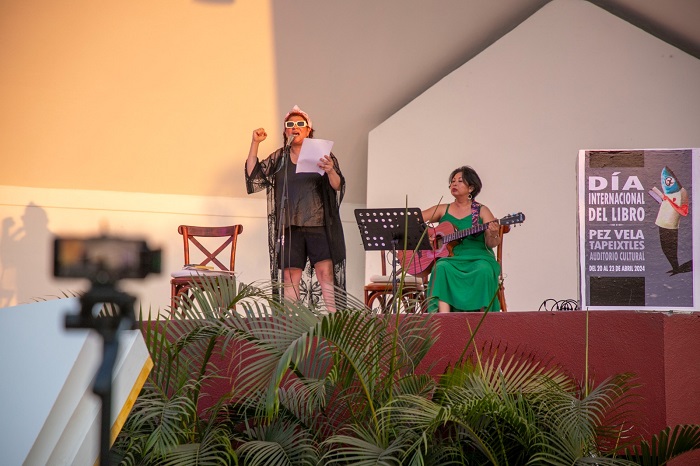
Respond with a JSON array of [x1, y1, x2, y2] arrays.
[[170, 224, 243, 308], [496, 224, 510, 312], [364, 250, 426, 313]]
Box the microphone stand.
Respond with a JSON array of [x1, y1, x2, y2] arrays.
[[390, 235, 400, 314], [275, 142, 291, 302]]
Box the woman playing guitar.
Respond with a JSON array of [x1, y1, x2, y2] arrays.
[[422, 166, 502, 313]]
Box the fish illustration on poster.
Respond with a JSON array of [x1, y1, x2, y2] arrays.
[[649, 166, 691, 275], [578, 149, 698, 310]]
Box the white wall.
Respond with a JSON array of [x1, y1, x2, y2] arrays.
[[367, 0, 700, 310], [0, 185, 365, 311]]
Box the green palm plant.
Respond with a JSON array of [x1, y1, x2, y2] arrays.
[[111, 273, 439, 465], [624, 424, 700, 465], [322, 332, 700, 465], [111, 274, 700, 465], [109, 275, 261, 465], [325, 343, 687, 466]]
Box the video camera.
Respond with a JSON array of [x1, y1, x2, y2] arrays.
[[53, 235, 161, 285]]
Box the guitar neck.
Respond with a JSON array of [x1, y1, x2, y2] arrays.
[[443, 220, 494, 244]]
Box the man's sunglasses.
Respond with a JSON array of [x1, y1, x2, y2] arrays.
[[285, 120, 308, 128]]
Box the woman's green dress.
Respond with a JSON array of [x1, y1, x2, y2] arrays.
[[426, 207, 501, 312]]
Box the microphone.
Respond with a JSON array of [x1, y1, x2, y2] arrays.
[[285, 135, 296, 149], [275, 135, 295, 174]]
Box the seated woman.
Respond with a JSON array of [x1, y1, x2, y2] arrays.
[[422, 166, 502, 313]]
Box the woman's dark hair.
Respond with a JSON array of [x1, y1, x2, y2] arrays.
[[282, 112, 314, 145], [449, 165, 482, 199]]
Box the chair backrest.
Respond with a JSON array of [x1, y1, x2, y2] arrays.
[[379, 250, 388, 275], [178, 225, 243, 271], [377, 250, 423, 279]]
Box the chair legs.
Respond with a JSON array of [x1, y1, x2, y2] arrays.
[[171, 283, 189, 311], [364, 281, 505, 313], [497, 279, 507, 312], [365, 287, 425, 314]]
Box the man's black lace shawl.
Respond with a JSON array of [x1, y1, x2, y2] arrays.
[[245, 148, 346, 307]]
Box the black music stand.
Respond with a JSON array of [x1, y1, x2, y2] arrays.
[[355, 208, 431, 313]]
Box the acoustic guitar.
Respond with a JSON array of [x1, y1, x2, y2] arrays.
[[397, 212, 525, 277]]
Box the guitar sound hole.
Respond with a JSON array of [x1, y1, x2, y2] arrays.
[[435, 237, 443, 249]]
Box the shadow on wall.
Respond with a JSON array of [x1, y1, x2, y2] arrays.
[[0, 203, 52, 306]]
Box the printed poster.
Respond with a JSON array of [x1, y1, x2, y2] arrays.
[[578, 149, 699, 310]]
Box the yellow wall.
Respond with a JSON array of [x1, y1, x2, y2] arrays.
[[0, 0, 278, 198]]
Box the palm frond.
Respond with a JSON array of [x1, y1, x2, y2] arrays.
[[624, 424, 700, 465], [236, 419, 318, 466], [321, 422, 409, 466], [156, 424, 237, 466], [535, 373, 638, 454]]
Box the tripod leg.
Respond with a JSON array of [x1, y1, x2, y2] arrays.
[[94, 334, 119, 465]]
